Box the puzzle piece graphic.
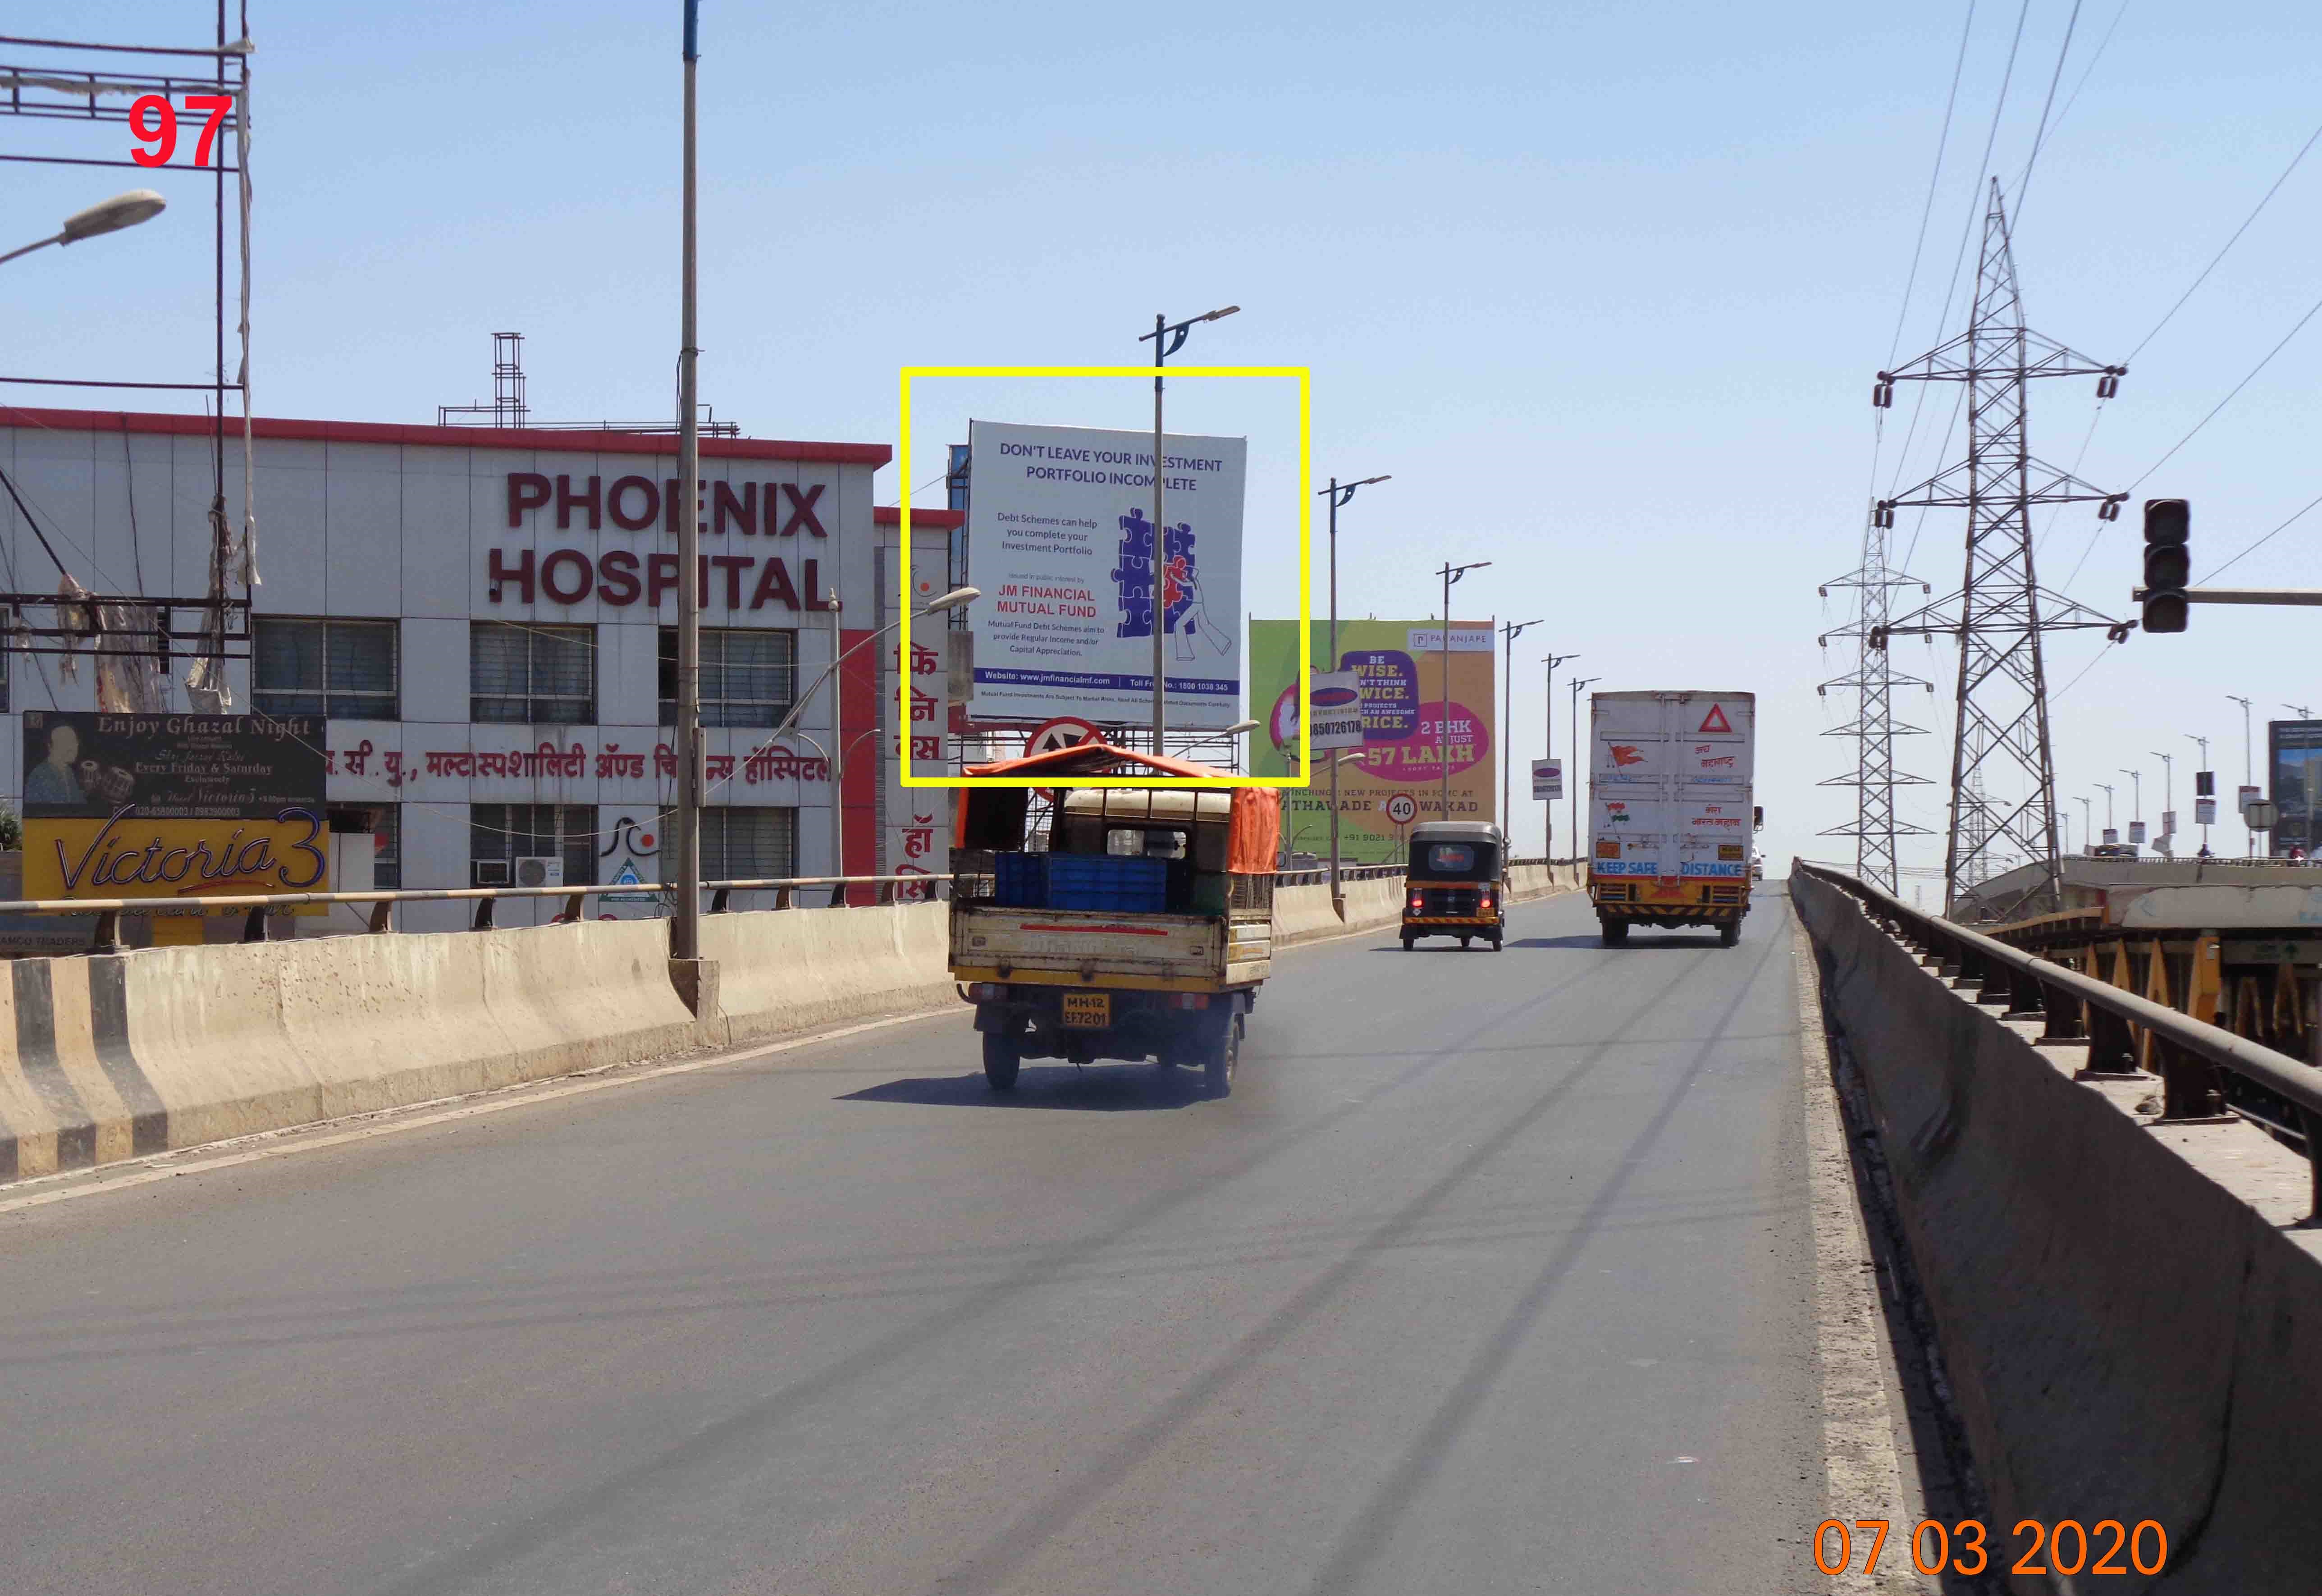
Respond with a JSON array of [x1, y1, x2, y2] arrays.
[[1112, 509, 1157, 638]]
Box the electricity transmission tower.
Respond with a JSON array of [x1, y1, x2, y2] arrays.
[[1818, 512, 1934, 893], [1871, 178, 2130, 919]]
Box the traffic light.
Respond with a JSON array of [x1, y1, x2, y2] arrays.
[[2141, 498, 2190, 633]]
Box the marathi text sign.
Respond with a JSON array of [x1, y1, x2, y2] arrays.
[[964, 419, 1245, 727]]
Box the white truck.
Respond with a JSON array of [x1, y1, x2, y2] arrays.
[[1587, 690, 1757, 946]]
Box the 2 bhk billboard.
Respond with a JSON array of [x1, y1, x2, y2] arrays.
[[1249, 618, 1496, 864], [962, 419, 1246, 728]]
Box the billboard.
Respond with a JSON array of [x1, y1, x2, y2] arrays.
[[2270, 720, 2322, 855], [963, 419, 1245, 727], [1531, 758, 1563, 800], [22, 711, 330, 899], [1250, 618, 1496, 865]]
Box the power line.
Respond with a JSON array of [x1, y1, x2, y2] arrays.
[[1888, 0, 1980, 369], [2201, 486, 2322, 583], [2010, 0, 2085, 215], [2125, 117, 2322, 364], [2047, 0, 2131, 137], [2126, 286, 2322, 492]]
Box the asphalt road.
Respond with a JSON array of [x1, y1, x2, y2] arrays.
[[0, 887, 1826, 1596]]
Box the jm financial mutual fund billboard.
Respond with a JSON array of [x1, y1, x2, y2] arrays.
[[964, 419, 1245, 727], [1250, 618, 1496, 864], [23, 712, 330, 900]]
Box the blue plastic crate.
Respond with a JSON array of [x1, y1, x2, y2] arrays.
[[1046, 854, 1167, 913], [993, 851, 1047, 908]]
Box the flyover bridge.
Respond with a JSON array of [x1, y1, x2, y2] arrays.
[[2, 877, 2316, 1591]]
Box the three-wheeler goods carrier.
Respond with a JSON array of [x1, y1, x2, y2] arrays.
[[950, 742, 1280, 1096]]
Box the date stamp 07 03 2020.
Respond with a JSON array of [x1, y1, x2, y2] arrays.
[[1814, 1518, 2169, 1580]]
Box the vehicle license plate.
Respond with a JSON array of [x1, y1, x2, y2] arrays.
[[1062, 992, 1111, 1028]]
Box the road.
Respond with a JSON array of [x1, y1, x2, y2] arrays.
[[0, 887, 1831, 1596]]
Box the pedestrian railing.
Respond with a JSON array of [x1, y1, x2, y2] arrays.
[[0, 873, 952, 951], [1796, 859, 2322, 1217], [0, 859, 1437, 952]]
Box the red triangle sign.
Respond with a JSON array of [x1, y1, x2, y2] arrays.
[[1698, 704, 1733, 734]]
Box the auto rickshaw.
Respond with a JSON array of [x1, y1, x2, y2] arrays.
[[1400, 820, 1506, 950]]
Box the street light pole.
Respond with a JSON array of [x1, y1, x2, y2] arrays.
[[672, 0, 705, 972], [1136, 304, 1239, 755], [1570, 676, 1602, 874], [1319, 473, 1388, 917], [2229, 694, 2255, 856], [1435, 561, 1490, 820], [2076, 795, 2092, 855], [2186, 733, 2212, 853], [1499, 618, 1542, 838], [2096, 782, 2115, 842], [2151, 751, 2175, 857], [2119, 768, 2143, 849], [0, 188, 166, 267], [1542, 653, 1577, 860]]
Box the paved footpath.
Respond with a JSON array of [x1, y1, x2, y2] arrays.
[[0, 888, 1830, 1596]]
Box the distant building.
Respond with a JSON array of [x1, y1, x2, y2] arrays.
[[0, 406, 958, 932]]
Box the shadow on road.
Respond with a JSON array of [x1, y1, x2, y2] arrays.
[[1508, 933, 1728, 950], [841, 1066, 1210, 1112]]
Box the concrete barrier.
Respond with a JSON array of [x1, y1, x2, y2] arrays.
[[699, 901, 955, 1048], [0, 919, 702, 1184], [1794, 870, 2322, 1592], [0, 866, 1593, 1186]]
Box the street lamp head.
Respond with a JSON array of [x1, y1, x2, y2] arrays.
[[1223, 718, 1260, 736], [60, 189, 166, 245], [1200, 305, 1240, 322], [924, 586, 979, 613], [1336, 750, 1367, 765], [1357, 473, 1390, 487]]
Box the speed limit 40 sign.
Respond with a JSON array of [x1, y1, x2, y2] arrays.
[[1385, 793, 1417, 825]]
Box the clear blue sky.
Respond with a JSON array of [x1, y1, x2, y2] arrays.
[[15, 1, 2322, 879]]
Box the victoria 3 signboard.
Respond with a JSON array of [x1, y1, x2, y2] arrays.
[[22, 712, 330, 900], [963, 420, 1245, 727], [1250, 618, 1496, 865]]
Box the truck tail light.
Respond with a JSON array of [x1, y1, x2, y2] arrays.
[[968, 982, 1007, 1001], [1172, 993, 1211, 1010]]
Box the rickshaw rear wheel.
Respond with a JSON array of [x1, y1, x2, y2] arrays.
[[982, 1029, 1021, 1091], [1400, 933, 1414, 950], [1205, 1015, 1240, 1097]]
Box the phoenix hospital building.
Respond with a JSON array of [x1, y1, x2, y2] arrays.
[[0, 407, 958, 934]]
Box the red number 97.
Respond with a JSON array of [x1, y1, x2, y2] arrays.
[[129, 94, 178, 167]]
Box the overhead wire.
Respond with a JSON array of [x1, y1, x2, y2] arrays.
[[2198, 486, 2322, 584], [2125, 117, 2322, 365], [2009, 0, 2085, 217]]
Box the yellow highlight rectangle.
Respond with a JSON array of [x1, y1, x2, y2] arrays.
[[897, 365, 1311, 788]]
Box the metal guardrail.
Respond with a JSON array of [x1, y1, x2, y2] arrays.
[[0, 861, 1426, 951], [0, 874, 952, 951], [1796, 859, 2322, 1217]]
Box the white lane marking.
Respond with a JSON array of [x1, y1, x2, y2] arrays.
[[1792, 919, 1921, 1592], [0, 1006, 962, 1217]]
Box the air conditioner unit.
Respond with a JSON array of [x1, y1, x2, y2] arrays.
[[514, 856, 565, 889], [473, 860, 511, 887]]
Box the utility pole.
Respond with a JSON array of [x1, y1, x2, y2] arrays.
[[2186, 733, 2212, 853], [2096, 782, 2115, 843], [2151, 750, 2175, 857], [1543, 652, 1578, 859], [1499, 618, 1542, 835], [2229, 694, 2255, 856], [2119, 767, 2144, 848], [1136, 304, 1239, 754], [2076, 794, 2092, 855], [1436, 561, 1489, 819], [1320, 472, 1387, 917], [1570, 676, 1602, 875], [1872, 178, 2130, 917], [671, 0, 705, 979]]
